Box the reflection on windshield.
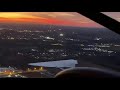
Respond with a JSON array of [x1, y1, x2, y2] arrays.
[[0, 12, 120, 78]]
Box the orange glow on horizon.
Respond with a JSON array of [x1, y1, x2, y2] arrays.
[[0, 12, 102, 28], [0, 13, 41, 19], [0, 17, 101, 27]]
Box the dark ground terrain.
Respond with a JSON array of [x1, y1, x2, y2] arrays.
[[0, 23, 120, 77]]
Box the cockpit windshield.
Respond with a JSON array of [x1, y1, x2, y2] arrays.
[[0, 12, 120, 78]]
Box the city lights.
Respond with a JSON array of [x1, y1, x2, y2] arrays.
[[60, 33, 64, 36], [0, 12, 119, 78]]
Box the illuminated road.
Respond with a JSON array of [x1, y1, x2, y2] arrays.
[[0, 67, 50, 78]]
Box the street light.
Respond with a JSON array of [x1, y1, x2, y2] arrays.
[[27, 68, 30, 71], [34, 68, 37, 70], [39, 67, 43, 71]]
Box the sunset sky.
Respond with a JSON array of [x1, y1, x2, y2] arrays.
[[0, 12, 108, 28], [102, 12, 120, 22]]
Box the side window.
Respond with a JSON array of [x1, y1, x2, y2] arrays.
[[102, 12, 120, 22]]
